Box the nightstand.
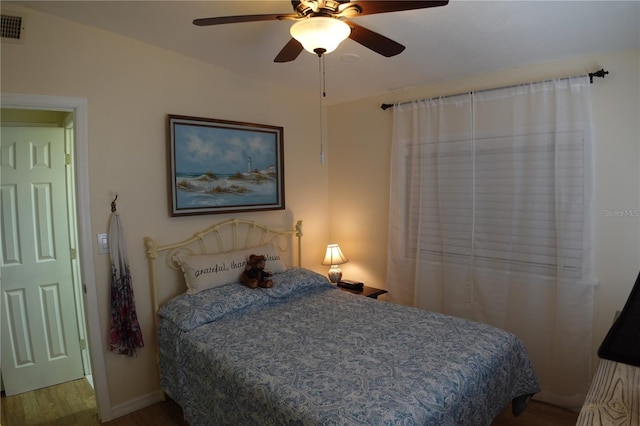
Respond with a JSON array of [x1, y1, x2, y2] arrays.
[[338, 285, 388, 299]]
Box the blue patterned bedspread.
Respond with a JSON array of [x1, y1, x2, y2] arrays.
[[158, 268, 539, 425]]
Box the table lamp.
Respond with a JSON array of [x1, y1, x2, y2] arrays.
[[321, 244, 348, 284]]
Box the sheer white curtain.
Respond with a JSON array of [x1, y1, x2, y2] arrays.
[[387, 76, 596, 406]]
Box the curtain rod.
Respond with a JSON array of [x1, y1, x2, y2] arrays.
[[380, 68, 609, 111]]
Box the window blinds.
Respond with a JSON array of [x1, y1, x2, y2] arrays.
[[405, 92, 589, 280]]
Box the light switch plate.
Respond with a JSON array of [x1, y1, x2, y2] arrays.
[[97, 233, 109, 255]]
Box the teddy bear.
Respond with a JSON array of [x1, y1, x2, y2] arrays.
[[239, 254, 273, 289]]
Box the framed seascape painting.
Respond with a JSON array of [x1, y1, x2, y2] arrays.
[[167, 115, 285, 216]]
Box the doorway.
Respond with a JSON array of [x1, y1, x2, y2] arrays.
[[0, 94, 110, 421]]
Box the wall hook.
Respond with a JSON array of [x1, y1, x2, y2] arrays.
[[111, 194, 118, 212]]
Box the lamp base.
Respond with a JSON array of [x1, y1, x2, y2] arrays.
[[328, 266, 342, 284]]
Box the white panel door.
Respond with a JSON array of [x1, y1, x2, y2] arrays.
[[1, 127, 83, 396]]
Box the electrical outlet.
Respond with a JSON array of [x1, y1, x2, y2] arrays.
[[97, 233, 109, 255]]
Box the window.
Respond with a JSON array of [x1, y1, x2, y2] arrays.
[[387, 77, 596, 405], [407, 129, 587, 279]]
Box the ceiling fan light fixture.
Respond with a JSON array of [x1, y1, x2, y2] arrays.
[[290, 16, 350, 55]]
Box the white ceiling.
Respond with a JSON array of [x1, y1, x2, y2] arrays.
[[9, 1, 640, 105]]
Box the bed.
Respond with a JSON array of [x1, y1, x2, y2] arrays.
[[145, 219, 540, 425]]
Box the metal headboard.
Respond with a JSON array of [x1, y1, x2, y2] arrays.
[[145, 218, 302, 313], [144, 218, 303, 383]]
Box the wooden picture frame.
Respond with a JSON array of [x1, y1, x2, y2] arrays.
[[167, 115, 285, 216]]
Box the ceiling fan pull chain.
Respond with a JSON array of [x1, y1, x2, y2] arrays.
[[321, 53, 327, 98], [319, 53, 325, 164]]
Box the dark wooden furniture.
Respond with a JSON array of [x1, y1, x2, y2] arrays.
[[338, 285, 388, 299]]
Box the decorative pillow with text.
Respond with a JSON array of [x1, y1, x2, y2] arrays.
[[246, 243, 287, 274], [174, 243, 287, 294]]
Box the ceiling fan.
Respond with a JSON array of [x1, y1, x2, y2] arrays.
[[193, 0, 449, 62]]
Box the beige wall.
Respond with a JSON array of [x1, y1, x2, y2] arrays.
[[1, 5, 330, 411], [328, 49, 640, 374]]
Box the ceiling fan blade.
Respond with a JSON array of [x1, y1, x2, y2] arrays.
[[274, 38, 304, 63], [347, 22, 405, 57], [347, 1, 449, 16], [193, 13, 295, 26]]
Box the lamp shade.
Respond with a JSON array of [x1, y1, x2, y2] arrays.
[[290, 17, 351, 55], [322, 244, 348, 266]]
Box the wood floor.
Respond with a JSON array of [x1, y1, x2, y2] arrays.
[[2, 378, 579, 425], [1, 379, 97, 425]]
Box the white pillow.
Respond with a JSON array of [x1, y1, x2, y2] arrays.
[[174, 243, 286, 294], [246, 243, 287, 274]]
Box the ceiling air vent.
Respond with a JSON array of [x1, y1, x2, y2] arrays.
[[1, 13, 26, 43]]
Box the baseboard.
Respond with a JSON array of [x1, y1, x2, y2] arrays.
[[106, 389, 164, 421], [532, 392, 584, 412]]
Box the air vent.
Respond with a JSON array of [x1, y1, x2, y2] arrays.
[[1, 13, 26, 43]]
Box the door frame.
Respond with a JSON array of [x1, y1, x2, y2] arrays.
[[1, 93, 111, 420]]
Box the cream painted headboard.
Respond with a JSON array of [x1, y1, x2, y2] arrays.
[[144, 218, 303, 332]]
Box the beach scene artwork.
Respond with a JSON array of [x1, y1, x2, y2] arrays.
[[170, 118, 283, 215]]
